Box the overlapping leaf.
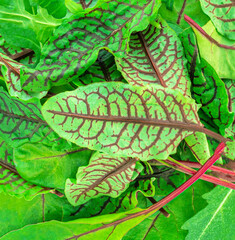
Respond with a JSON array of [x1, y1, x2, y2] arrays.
[[73, 50, 125, 87], [115, 16, 191, 97], [0, 138, 49, 200], [20, 0, 161, 92], [200, 0, 235, 40], [179, 28, 234, 134], [0, 53, 46, 100], [65, 152, 143, 206], [0, 88, 70, 150], [183, 186, 235, 240], [42, 82, 203, 160], [65, 0, 99, 13], [14, 143, 92, 189]]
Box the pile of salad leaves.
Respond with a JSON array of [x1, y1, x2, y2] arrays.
[[0, 0, 234, 239]]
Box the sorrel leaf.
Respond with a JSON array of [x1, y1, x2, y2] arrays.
[[65, 152, 143, 206], [73, 50, 125, 87], [185, 17, 235, 79], [179, 28, 234, 134], [183, 186, 235, 240], [42, 82, 203, 160], [200, 0, 235, 40], [0, 88, 70, 149], [159, 0, 209, 29], [0, 53, 47, 100], [115, 16, 191, 97], [14, 143, 92, 189], [20, 0, 161, 92], [0, 138, 50, 200], [185, 132, 210, 164]]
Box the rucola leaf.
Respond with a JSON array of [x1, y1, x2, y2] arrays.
[[183, 186, 235, 240], [200, 0, 235, 40], [65, 152, 143, 206], [115, 16, 191, 97], [0, 138, 49, 200], [20, 0, 161, 92], [14, 143, 92, 189], [73, 50, 125, 87], [42, 82, 204, 160], [0, 88, 70, 150], [0, 53, 47, 100]]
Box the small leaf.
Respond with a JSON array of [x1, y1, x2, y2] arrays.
[[115, 16, 191, 97], [21, 0, 161, 91], [0, 138, 50, 200], [14, 143, 92, 189], [42, 82, 202, 160], [65, 152, 143, 206], [200, 0, 235, 40], [183, 186, 235, 240]]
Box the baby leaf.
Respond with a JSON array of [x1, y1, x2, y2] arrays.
[[200, 0, 235, 40], [115, 16, 191, 97], [21, 0, 161, 92], [14, 143, 92, 189], [65, 152, 143, 206], [0, 138, 50, 200], [42, 82, 203, 160], [183, 186, 235, 240]]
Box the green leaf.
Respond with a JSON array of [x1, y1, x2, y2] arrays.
[[124, 179, 213, 240], [0, 53, 47, 100], [20, 0, 161, 92], [159, 0, 209, 29], [0, 0, 62, 45], [0, 192, 66, 237], [115, 16, 191, 97], [183, 186, 235, 240], [65, 0, 99, 12], [200, 0, 235, 40], [31, 0, 67, 19], [0, 138, 50, 200], [0, 88, 70, 150], [189, 20, 235, 79], [179, 28, 234, 134], [14, 143, 92, 189], [185, 132, 211, 164], [73, 50, 126, 87], [42, 82, 202, 160], [65, 152, 143, 206]]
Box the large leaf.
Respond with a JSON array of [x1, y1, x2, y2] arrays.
[[0, 0, 62, 45], [0, 53, 47, 100], [0, 138, 49, 200], [185, 17, 235, 79], [183, 186, 235, 240], [65, 0, 99, 12], [73, 50, 126, 87], [42, 82, 203, 160], [179, 28, 234, 134], [20, 0, 161, 92], [14, 143, 92, 189], [200, 0, 235, 40], [65, 152, 143, 206], [115, 16, 191, 97], [0, 88, 70, 149], [159, 0, 209, 29]]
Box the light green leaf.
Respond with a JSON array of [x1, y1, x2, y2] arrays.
[[115, 16, 191, 97], [65, 0, 99, 12], [190, 20, 235, 79], [0, 88, 70, 150], [42, 82, 202, 160], [183, 186, 235, 240], [65, 152, 143, 206], [0, 138, 50, 200], [21, 0, 161, 92], [200, 0, 235, 40], [0, 53, 47, 100], [14, 143, 92, 189]]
